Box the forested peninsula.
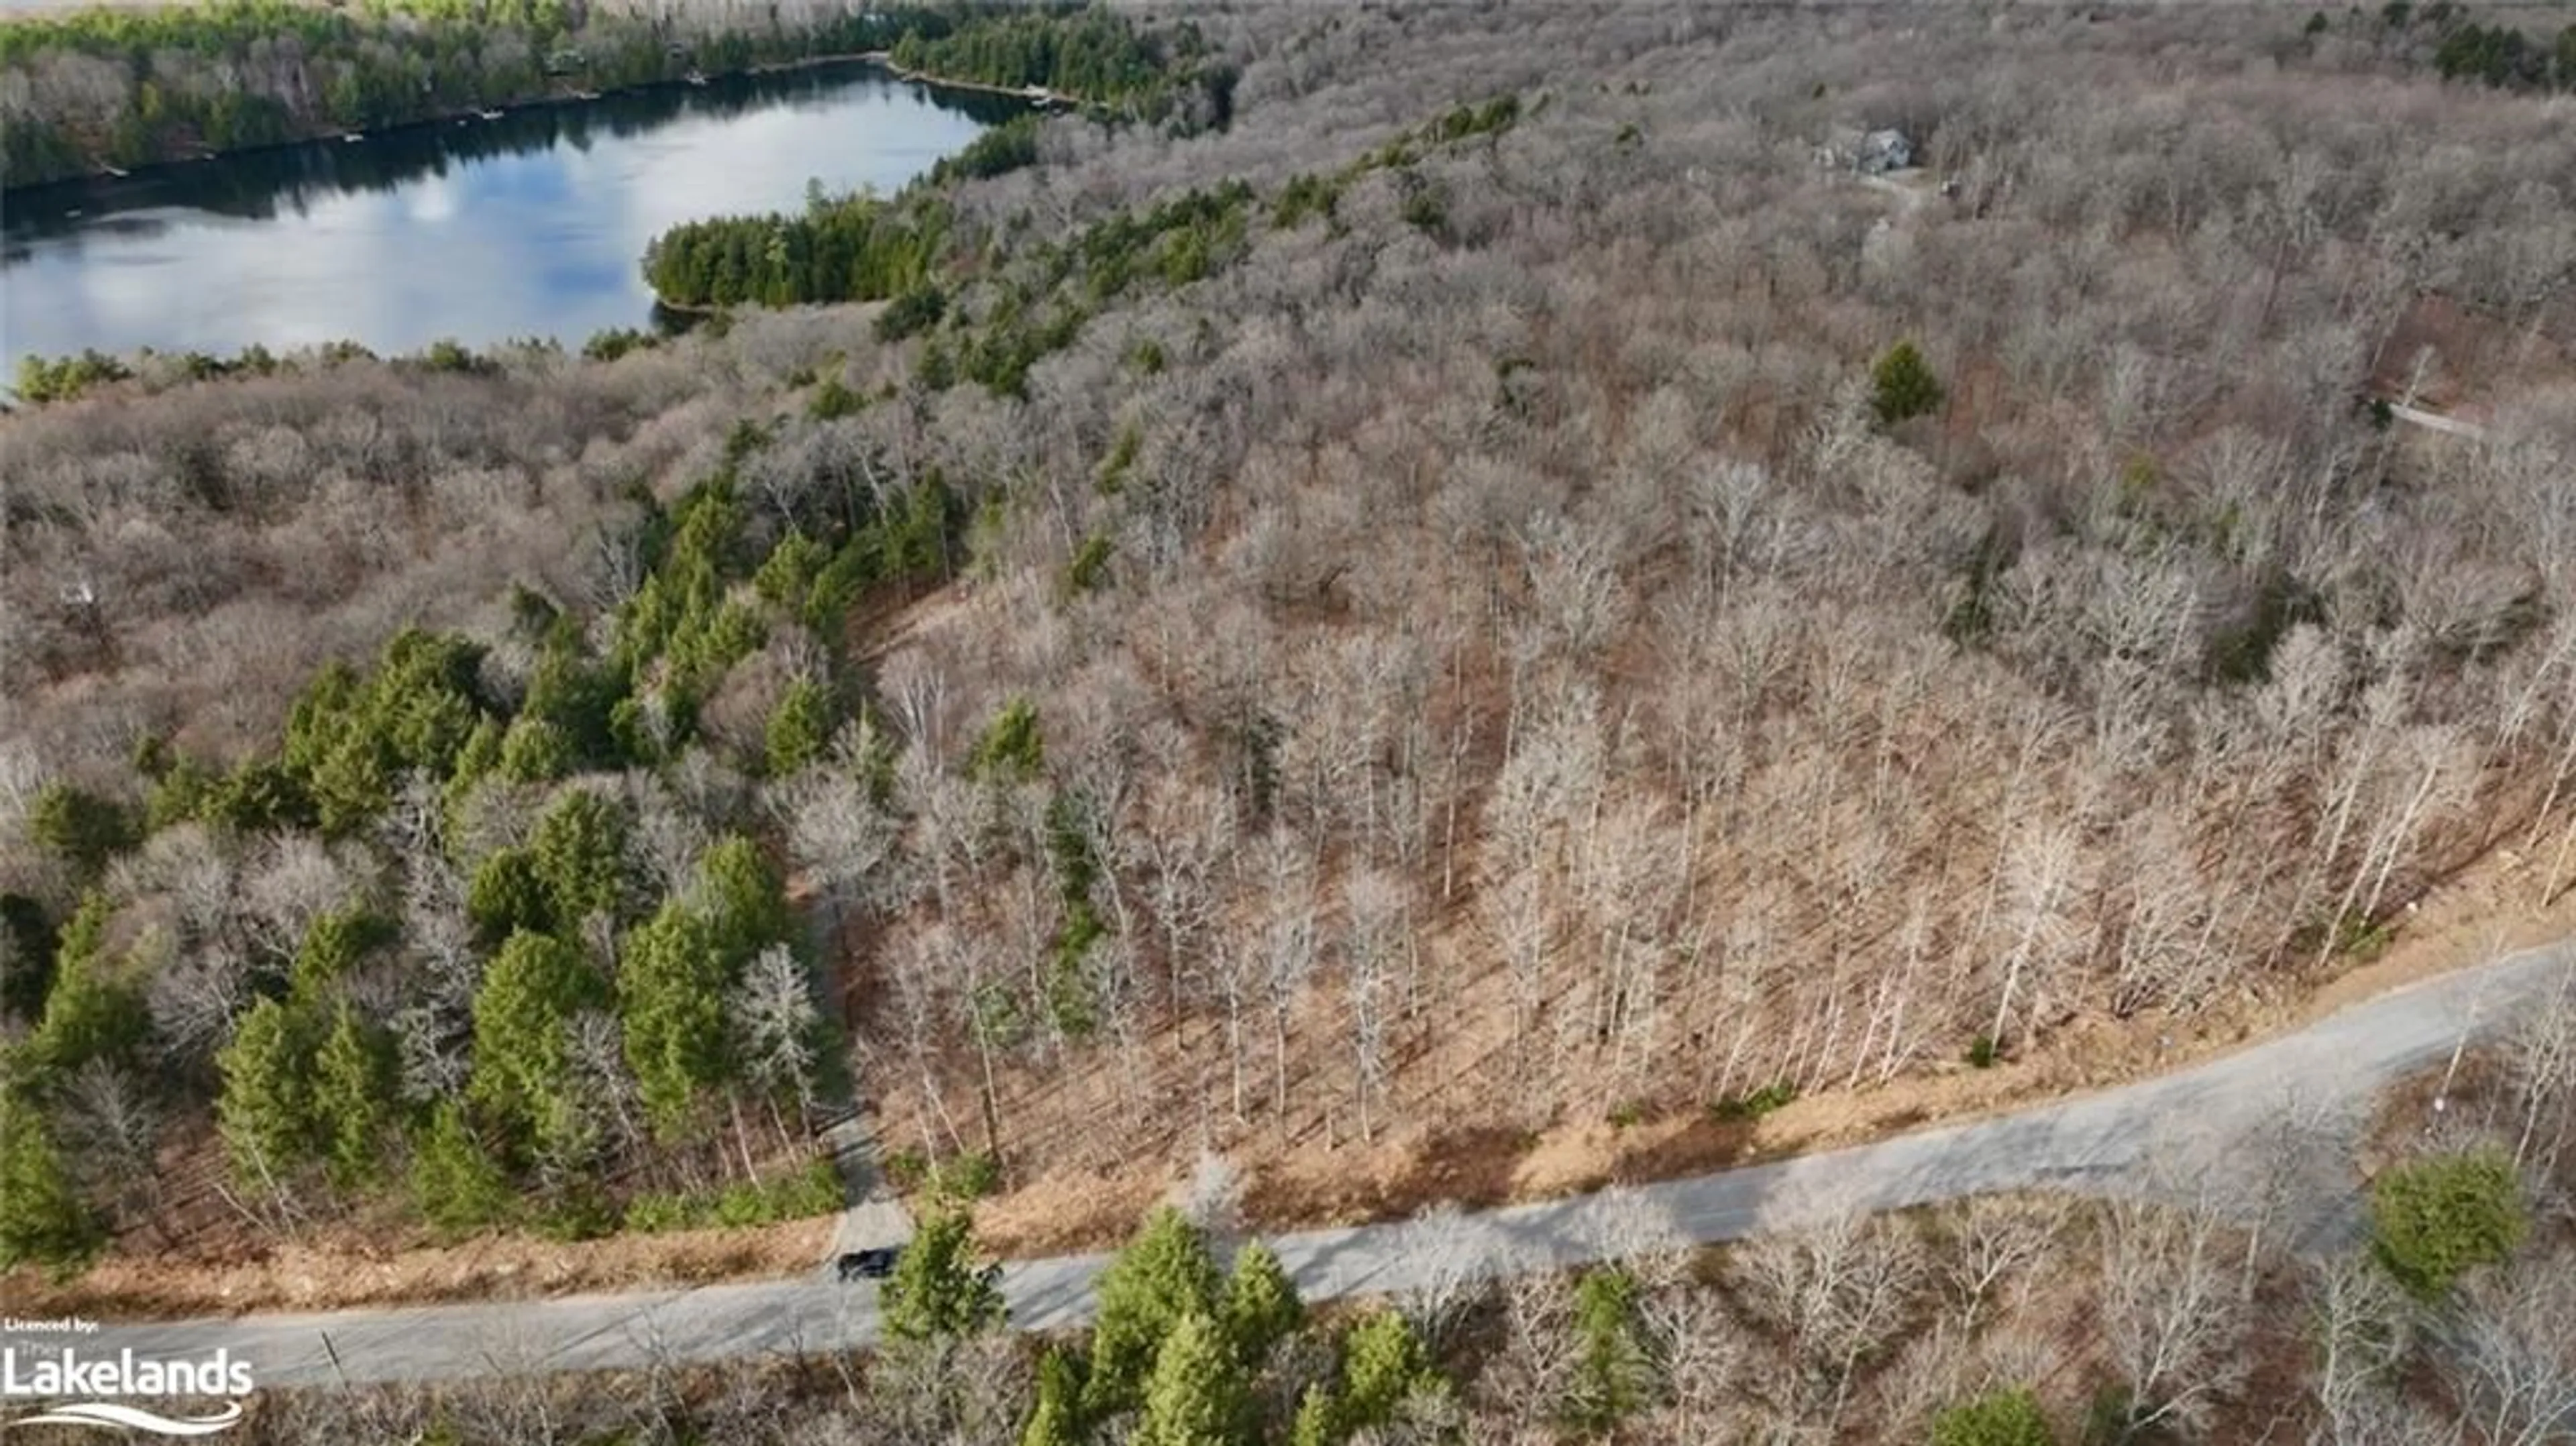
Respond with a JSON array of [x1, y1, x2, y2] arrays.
[[0, 0, 1231, 189]]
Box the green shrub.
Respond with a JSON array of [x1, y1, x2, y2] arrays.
[[1401, 186, 1450, 237], [1425, 95, 1519, 143], [622, 1159, 844, 1233], [927, 1151, 1002, 1203], [1711, 1080, 1797, 1121], [775, 1157, 847, 1216], [1061, 533, 1115, 596], [2334, 915, 2396, 962], [875, 285, 949, 343], [419, 337, 492, 375], [13, 349, 131, 404], [582, 327, 657, 362], [27, 782, 138, 875], [1096, 422, 1142, 492], [622, 1192, 694, 1235], [969, 697, 1046, 781], [808, 370, 866, 419], [1271, 172, 1343, 229], [1932, 1388, 2055, 1446], [2369, 1149, 2526, 1299], [533, 1184, 618, 1241], [882, 1146, 930, 1191], [1870, 339, 1945, 425]]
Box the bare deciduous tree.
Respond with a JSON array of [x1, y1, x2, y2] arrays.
[[2434, 1247, 2576, 1446], [1731, 1201, 1928, 1427], [733, 943, 824, 1128], [2095, 1196, 2252, 1439], [1939, 1193, 2069, 1333], [2305, 1252, 2414, 1446]]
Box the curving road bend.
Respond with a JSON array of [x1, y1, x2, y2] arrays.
[[55, 939, 2576, 1390]]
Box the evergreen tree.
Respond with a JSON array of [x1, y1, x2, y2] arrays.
[[1287, 1384, 1343, 1446], [447, 718, 506, 797], [1087, 1206, 1224, 1416], [496, 715, 573, 783], [1021, 1347, 1089, 1446], [529, 786, 635, 928], [26, 781, 138, 875], [612, 838, 792, 1134], [305, 728, 392, 836], [765, 676, 835, 777], [519, 642, 623, 767], [1340, 1309, 1447, 1431], [1564, 1266, 1656, 1435], [0, 893, 55, 1023], [312, 1002, 396, 1191], [216, 995, 319, 1185], [1134, 1313, 1250, 1446], [1220, 1239, 1303, 1368], [881, 1209, 1008, 1343], [25, 893, 148, 1078], [1870, 338, 1945, 425], [412, 1101, 512, 1236], [467, 845, 554, 944], [469, 929, 605, 1156], [0, 1093, 105, 1274], [144, 752, 219, 831], [212, 755, 316, 834], [693, 834, 794, 962], [618, 899, 731, 1135], [289, 908, 389, 999]]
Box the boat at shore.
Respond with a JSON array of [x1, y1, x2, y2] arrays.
[[478, 108, 505, 119]]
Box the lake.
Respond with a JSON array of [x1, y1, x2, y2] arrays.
[[0, 62, 1016, 374]]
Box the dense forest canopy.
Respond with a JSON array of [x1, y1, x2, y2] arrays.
[[888, 5, 1234, 123], [0, 0, 1219, 186], [2, 5, 2575, 1441]]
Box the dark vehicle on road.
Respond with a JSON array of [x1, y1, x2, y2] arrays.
[[836, 1247, 901, 1282]]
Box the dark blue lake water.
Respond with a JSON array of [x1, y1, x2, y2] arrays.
[[1, 62, 1012, 373]]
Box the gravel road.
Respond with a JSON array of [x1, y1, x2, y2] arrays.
[[60, 938, 2573, 1389]]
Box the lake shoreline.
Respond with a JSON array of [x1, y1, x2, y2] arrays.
[[4, 53, 998, 378], [1, 52, 1065, 200]]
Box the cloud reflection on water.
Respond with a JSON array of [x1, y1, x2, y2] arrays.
[[2, 66, 1004, 370]]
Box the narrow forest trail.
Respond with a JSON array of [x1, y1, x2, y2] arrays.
[[60, 935, 2573, 1390]]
